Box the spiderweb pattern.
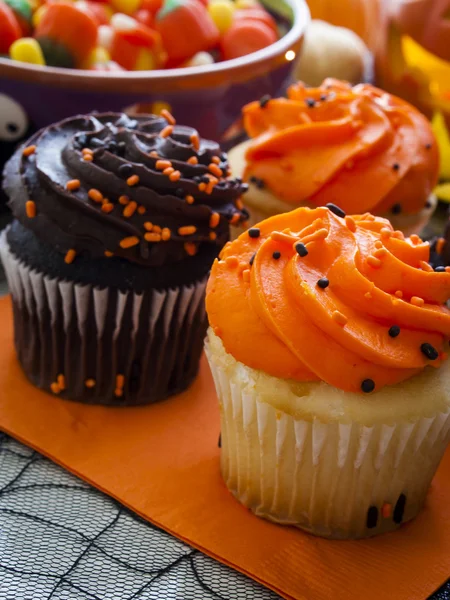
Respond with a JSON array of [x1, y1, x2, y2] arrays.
[[0, 432, 279, 600]]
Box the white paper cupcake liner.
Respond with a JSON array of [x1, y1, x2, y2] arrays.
[[205, 342, 450, 539], [0, 231, 207, 406]]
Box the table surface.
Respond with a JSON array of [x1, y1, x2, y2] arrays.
[[0, 209, 449, 600]]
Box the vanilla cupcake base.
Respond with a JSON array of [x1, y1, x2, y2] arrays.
[[229, 140, 437, 239], [205, 330, 450, 539]]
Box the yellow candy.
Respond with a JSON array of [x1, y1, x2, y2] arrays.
[[133, 49, 155, 71], [10, 38, 46, 66], [32, 4, 47, 27], [435, 183, 450, 203], [151, 101, 173, 116], [110, 0, 141, 16], [432, 111, 450, 181], [80, 47, 111, 70], [208, 0, 235, 34], [234, 0, 259, 8]]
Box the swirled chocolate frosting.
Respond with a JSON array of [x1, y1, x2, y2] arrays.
[[3, 113, 248, 267]]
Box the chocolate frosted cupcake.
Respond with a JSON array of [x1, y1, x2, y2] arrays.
[[1, 111, 247, 405]]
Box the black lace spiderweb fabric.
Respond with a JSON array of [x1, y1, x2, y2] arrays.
[[0, 432, 279, 600]]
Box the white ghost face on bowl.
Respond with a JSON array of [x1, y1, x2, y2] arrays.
[[0, 94, 29, 143]]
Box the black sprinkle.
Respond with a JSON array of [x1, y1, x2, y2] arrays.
[[361, 379, 375, 393], [425, 199, 433, 209], [421, 343, 439, 361], [388, 325, 401, 338], [391, 203, 402, 215], [118, 164, 133, 178], [241, 183, 250, 193], [259, 94, 272, 108], [76, 133, 88, 148], [106, 141, 118, 153], [320, 94, 327, 101], [90, 137, 105, 148], [200, 175, 210, 184], [218, 433, 221, 448], [425, 143, 432, 149], [248, 228, 260, 239], [193, 176, 201, 183], [326, 203, 346, 218], [241, 208, 250, 220], [366, 506, 378, 529], [392, 163, 400, 171], [305, 98, 316, 108], [317, 278, 329, 289], [393, 494, 406, 524], [220, 152, 227, 161], [295, 243, 308, 257], [174, 188, 185, 198], [272, 251, 281, 260], [249, 253, 256, 266], [435, 266, 446, 272], [255, 178, 265, 189]]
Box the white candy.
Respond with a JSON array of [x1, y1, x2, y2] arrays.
[[110, 12, 138, 32], [185, 52, 215, 68], [98, 25, 114, 51]]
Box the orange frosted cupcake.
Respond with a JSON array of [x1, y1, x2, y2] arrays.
[[229, 79, 439, 237], [205, 205, 450, 539]]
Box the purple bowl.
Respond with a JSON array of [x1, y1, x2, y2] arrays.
[[0, 0, 309, 167]]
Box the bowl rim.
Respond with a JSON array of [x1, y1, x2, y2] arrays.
[[0, 0, 309, 87]]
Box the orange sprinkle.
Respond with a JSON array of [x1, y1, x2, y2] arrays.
[[144, 222, 154, 231], [119, 195, 130, 205], [420, 260, 433, 272], [57, 374, 66, 390], [225, 256, 238, 268], [436, 238, 446, 255], [88, 189, 103, 203], [230, 213, 240, 225], [393, 230, 404, 240], [271, 231, 299, 244], [160, 125, 174, 138], [374, 240, 383, 249], [205, 181, 215, 195], [187, 156, 198, 165], [198, 182, 207, 192], [25, 200, 36, 218], [137, 205, 146, 215], [212, 156, 221, 165], [85, 379, 96, 388], [209, 163, 223, 178], [345, 216, 356, 232], [410, 234, 422, 245], [23, 145, 36, 157], [236, 199, 244, 210], [161, 228, 171, 241], [120, 236, 140, 249], [83, 154, 93, 162], [115, 388, 124, 398], [209, 212, 220, 228], [123, 200, 137, 218], [382, 503, 392, 518], [303, 228, 328, 245], [104, 251, 114, 257], [163, 167, 175, 176], [364, 292, 372, 299], [380, 227, 392, 239], [178, 225, 197, 236], [50, 382, 61, 395], [242, 269, 250, 283], [395, 290, 403, 298], [373, 247, 387, 258], [186, 195, 195, 204], [149, 151, 159, 158], [332, 310, 348, 326], [190, 133, 200, 150], [161, 109, 176, 125], [209, 231, 217, 241], [64, 249, 76, 264], [81, 147, 93, 155], [116, 374, 125, 389], [101, 203, 114, 214], [127, 174, 139, 187], [153, 225, 162, 233], [66, 179, 81, 191], [156, 160, 172, 170], [367, 256, 382, 269], [144, 232, 161, 242], [169, 170, 181, 182], [411, 296, 425, 307], [184, 242, 197, 256]]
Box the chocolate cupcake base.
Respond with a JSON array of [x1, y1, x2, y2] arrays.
[[0, 230, 208, 406]]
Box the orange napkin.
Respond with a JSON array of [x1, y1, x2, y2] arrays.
[[0, 295, 448, 600]]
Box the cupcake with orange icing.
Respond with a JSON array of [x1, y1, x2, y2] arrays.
[[205, 204, 450, 539], [229, 78, 439, 238]]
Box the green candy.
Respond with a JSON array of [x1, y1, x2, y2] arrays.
[[36, 37, 75, 69], [4, 0, 32, 27]]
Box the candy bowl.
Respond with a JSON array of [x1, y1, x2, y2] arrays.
[[0, 0, 309, 174]]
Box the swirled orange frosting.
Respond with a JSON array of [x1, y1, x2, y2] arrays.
[[206, 206, 450, 394], [242, 79, 439, 215]]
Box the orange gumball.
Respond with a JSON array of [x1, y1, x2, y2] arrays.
[[155, 0, 219, 66], [220, 19, 277, 61], [234, 7, 277, 33]]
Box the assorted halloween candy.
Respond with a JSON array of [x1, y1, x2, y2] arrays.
[[0, 0, 280, 70]]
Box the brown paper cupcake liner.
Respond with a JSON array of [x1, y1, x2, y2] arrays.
[[1, 232, 207, 406]]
